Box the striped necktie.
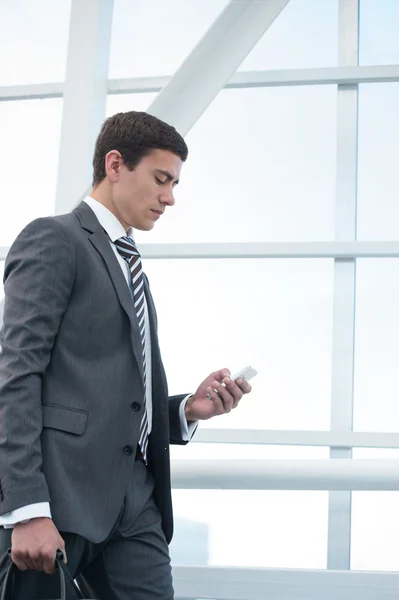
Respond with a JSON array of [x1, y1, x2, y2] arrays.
[[115, 236, 149, 463]]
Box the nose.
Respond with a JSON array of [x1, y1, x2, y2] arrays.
[[160, 189, 175, 207]]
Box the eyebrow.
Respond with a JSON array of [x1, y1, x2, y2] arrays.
[[155, 169, 179, 185]]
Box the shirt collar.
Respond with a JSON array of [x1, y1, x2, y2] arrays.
[[83, 196, 134, 242]]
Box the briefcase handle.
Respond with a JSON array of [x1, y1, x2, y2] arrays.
[[0, 549, 85, 600]]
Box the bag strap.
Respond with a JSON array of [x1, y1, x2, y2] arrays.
[[55, 551, 85, 600], [0, 548, 68, 600]]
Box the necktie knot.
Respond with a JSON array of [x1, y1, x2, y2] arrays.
[[115, 236, 140, 262]]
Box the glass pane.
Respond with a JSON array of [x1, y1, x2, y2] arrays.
[[171, 445, 329, 567], [239, 0, 338, 71], [106, 93, 157, 117], [171, 489, 328, 568], [144, 259, 333, 431], [352, 449, 399, 571], [353, 259, 399, 432], [171, 443, 330, 461], [0, 99, 63, 246], [0, 0, 71, 85], [109, 0, 229, 79], [0, 261, 5, 303], [357, 84, 399, 240], [133, 86, 336, 245], [359, 0, 399, 65]]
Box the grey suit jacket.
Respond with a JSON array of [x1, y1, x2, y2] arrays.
[[0, 201, 188, 544]]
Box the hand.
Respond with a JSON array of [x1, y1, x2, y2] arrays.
[[185, 368, 252, 421], [11, 517, 67, 574]]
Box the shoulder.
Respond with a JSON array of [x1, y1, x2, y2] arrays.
[[14, 212, 83, 250], [5, 214, 79, 271]]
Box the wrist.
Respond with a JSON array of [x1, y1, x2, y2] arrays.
[[14, 517, 50, 529], [184, 395, 196, 423]]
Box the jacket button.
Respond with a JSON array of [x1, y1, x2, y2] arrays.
[[131, 402, 141, 412], [124, 445, 134, 455]]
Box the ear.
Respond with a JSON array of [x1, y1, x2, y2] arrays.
[[105, 150, 123, 183]]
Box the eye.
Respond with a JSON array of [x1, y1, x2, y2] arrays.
[[155, 176, 166, 185]]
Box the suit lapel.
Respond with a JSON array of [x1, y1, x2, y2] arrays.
[[73, 202, 145, 388]]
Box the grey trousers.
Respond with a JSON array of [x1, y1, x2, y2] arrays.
[[0, 460, 174, 600]]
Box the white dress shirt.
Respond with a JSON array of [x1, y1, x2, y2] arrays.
[[0, 197, 196, 528]]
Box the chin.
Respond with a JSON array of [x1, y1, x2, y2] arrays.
[[135, 221, 155, 232]]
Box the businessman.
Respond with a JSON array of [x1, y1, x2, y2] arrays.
[[0, 111, 252, 599]]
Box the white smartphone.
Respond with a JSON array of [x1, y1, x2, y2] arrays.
[[230, 365, 258, 383], [207, 366, 257, 399]]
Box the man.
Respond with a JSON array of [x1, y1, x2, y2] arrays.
[[0, 111, 252, 599]]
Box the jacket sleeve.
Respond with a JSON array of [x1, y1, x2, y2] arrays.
[[168, 394, 192, 445], [0, 218, 76, 515], [0, 502, 51, 528]]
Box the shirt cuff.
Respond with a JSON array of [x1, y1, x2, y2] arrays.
[[179, 394, 198, 441], [0, 503, 52, 529]]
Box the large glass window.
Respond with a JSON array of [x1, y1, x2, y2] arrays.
[[170, 441, 329, 570], [109, 0, 230, 79], [351, 448, 399, 571], [0, 99, 63, 246], [357, 84, 399, 240], [0, 0, 71, 86], [128, 86, 337, 245], [359, 0, 399, 65], [353, 259, 399, 432], [144, 258, 333, 431], [239, 0, 338, 71], [171, 477, 328, 568], [106, 93, 157, 117]]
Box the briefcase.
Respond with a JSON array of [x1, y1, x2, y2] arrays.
[[0, 550, 97, 600]]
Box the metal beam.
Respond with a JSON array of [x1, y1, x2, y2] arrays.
[[171, 459, 399, 491], [193, 428, 399, 449], [54, 0, 114, 215], [173, 566, 399, 600], [222, 64, 399, 88], [5, 241, 399, 261], [109, 65, 399, 94], [1, 66, 399, 102], [137, 241, 399, 259], [328, 0, 359, 571], [147, 0, 290, 134], [0, 83, 64, 102]]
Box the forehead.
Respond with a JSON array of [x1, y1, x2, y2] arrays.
[[139, 149, 183, 178]]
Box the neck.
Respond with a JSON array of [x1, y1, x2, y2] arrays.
[[90, 185, 130, 233]]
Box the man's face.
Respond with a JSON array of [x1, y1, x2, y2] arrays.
[[112, 148, 183, 231]]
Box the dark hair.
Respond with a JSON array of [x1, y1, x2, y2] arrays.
[[92, 111, 189, 186]]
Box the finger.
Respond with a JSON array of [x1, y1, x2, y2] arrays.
[[30, 550, 45, 572], [212, 381, 234, 412], [223, 377, 243, 408], [206, 386, 226, 415], [18, 554, 36, 571], [42, 550, 57, 575], [31, 559, 45, 572], [212, 368, 231, 383], [236, 378, 252, 394], [11, 554, 28, 572]]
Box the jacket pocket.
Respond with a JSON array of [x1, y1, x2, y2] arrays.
[[42, 404, 88, 435]]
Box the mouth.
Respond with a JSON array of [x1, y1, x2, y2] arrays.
[[151, 209, 163, 216]]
